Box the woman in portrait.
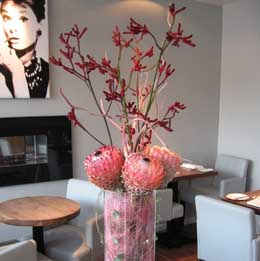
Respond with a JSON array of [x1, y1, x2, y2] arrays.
[[0, 0, 49, 98]]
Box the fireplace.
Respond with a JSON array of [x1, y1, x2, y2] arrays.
[[0, 116, 72, 187]]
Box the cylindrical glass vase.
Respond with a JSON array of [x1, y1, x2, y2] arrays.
[[104, 190, 156, 261]]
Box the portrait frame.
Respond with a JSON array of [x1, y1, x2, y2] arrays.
[[0, 0, 50, 99]]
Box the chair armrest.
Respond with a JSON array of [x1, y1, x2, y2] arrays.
[[220, 177, 246, 197], [252, 236, 260, 261], [85, 214, 104, 261], [0, 240, 37, 261]]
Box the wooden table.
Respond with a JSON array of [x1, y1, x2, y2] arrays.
[[158, 167, 218, 248], [169, 167, 218, 201], [0, 196, 80, 253], [222, 190, 260, 215], [173, 167, 218, 181]]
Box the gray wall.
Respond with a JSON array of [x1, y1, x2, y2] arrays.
[[218, 0, 260, 190], [0, 0, 221, 179]]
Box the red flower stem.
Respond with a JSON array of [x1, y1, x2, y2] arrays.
[[115, 46, 133, 150], [148, 31, 162, 51], [144, 12, 176, 117], [75, 33, 88, 80], [68, 31, 113, 145], [61, 90, 106, 146], [134, 15, 177, 151], [77, 118, 106, 146], [136, 73, 141, 133], [86, 78, 113, 145]]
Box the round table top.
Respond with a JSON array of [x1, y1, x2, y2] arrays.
[[0, 196, 80, 227]]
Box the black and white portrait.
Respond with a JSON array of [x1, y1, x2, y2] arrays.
[[0, 0, 49, 98]]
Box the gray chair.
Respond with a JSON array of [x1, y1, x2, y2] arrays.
[[156, 188, 184, 231], [44, 179, 103, 261], [156, 188, 184, 248], [195, 195, 260, 261], [0, 240, 53, 261], [180, 154, 249, 203]]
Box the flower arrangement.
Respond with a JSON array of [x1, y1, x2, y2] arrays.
[[51, 2, 195, 193], [51, 2, 195, 259]]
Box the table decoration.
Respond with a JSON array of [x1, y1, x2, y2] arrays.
[[51, 1, 195, 260]]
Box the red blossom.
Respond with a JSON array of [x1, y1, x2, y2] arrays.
[[68, 108, 80, 127], [168, 102, 186, 112], [165, 64, 175, 79], [142, 129, 152, 147], [143, 47, 154, 58], [167, 23, 196, 47], [51, 13, 195, 151], [158, 60, 175, 85], [131, 60, 147, 72], [49, 56, 62, 66], [159, 59, 166, 75], [124, 18, 149, 41], [103, 78, 126, 102], [168, 3, 186, 16], [112, 26, 133, 48]]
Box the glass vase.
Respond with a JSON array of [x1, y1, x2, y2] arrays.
[[104, 190, 156, 261]]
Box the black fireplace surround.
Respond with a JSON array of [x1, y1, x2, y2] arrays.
[[0, 116, 73, 187]]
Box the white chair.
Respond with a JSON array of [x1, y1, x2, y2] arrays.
[[156, 188, 184, 231], [156, 188, 184, 247], [195, 195, 260, 261], [180, 154, 249, 203], [0, 240, 53, 261], [44, 179, 104, 261]]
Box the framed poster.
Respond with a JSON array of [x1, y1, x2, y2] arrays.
[[0, 0, 49, 98]]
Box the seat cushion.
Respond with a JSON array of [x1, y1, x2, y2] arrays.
[[172, 202, 184, 219], [44, 225, 90, 261]]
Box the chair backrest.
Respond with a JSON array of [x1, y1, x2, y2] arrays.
[[214, 154, 248, 185], [196, 195, 256, 261], [66, 179, 103, 227], [0, 240, 37, 261]]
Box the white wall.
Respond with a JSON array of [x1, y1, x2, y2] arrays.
[[218, 0, 260, 190], [0, 0, 221, 180]]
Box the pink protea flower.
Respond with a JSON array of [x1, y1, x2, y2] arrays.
[[143, 145, 182, 186], [84, 145, 124, 190], [122, 153, 165, 193]]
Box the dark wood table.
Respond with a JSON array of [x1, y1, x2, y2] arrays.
[[0, 196, 80, 253], [158, 167, 218, 248], [169, 167, 218, 201], [222, 190, 260, 215], [173, 167, 218, 181]]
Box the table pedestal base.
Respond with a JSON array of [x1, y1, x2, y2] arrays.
[[33, 226, 45, 253]]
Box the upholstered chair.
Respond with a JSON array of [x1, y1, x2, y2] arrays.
[[44, 179, 103, 261], [0, 240, 53, 261], [196, 195, 260, 261], [180, 154, 249, 204], [156, 188, 184, 231], [156, 188, 184, 247]]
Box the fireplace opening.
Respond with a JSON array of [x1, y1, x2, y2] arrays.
[[0, 116, 72, 187]]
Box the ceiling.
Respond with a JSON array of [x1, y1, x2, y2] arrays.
[[194, 0, 238, 6]]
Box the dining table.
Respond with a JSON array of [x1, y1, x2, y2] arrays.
[[169, 166, 218, 201], [158, 165, 218, 247], [0, 196, 80, 253], [222, 190, 260, 215]]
